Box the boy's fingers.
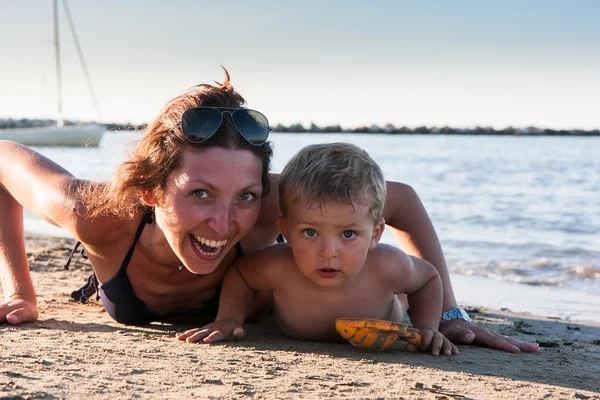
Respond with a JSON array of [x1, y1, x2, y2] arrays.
[[405, 343, 419, 352], [442, 339, 458, 355], [449, 342, 460, 355], [430, 333, 444, 356], [419, 329, 434, 351]]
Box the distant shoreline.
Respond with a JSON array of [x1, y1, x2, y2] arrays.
[[1, 118, 599, 136]]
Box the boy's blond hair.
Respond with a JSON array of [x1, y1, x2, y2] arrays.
[[279, 142, 386, 221]]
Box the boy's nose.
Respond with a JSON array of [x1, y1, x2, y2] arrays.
[[320, 239, 338, 259]]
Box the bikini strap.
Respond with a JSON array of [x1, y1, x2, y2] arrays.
[[116, 210, 154, 275], [64, 241, 83, 270], [69, 211, 152, 305], [235, 241, 244, 258], [70, 273, 99, 303], [64, 212, 151, 271]]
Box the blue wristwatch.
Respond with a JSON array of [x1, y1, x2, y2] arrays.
[[440, 307, 471, 323]]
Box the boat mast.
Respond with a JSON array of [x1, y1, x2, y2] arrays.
[[53, 0, 64, 127]]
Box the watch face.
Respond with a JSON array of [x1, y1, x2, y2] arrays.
[[458, 308, 471, 322], [441, 307, 471, 322]]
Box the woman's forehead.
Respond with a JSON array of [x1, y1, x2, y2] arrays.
[[174, 147, 263, 185]]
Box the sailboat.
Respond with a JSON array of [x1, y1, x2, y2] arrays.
[[0, 0, 104, 147]]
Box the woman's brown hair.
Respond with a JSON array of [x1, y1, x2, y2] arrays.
[[79, 69, 273, 219]]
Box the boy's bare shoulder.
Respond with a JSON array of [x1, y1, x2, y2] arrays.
[[240, 243, 295, 268], [367, 243, 413, 274], [369, 243, 408, 259], [257, 242, 293, 259]]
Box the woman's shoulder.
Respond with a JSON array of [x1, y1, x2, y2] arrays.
[[240, 173, 282, 252], [258, 173, 281, 220], [61, 179, 144, 245], [71, 205, 140, 246]]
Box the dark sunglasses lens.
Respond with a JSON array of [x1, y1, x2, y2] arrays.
[[181, 108, 222, 142], [232, 110, 269, 145]]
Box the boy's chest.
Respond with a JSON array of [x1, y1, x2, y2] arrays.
[[272, 285, 400, 341]]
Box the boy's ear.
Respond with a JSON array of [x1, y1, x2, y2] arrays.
[[276, 215, 289, 241], [369, 217, 385, 250]]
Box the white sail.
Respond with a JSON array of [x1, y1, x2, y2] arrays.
[[1, 0, 104, 147]]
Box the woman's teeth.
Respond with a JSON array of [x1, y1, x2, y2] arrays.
[[192, 235, 228, 256], [196, 236, 228, 248]]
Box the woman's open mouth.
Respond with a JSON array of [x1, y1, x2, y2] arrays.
[[190, 234, 228, 259]]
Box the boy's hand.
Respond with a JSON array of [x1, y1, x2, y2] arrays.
[[176, 318, 245, 344], [412, 328, 459, 355], [0, 295, 38, 325]]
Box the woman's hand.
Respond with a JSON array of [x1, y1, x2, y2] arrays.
[[439, 319, 540, 353], [416, 328, 459, 355], [0, 294, 38, 325], [176, 318, 245, 344]]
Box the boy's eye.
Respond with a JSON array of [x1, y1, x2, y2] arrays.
[[342, 230, 356, 239], [302, 228, 317, 238], [240, 192, 257, 202]]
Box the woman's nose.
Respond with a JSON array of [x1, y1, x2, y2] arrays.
[[207, 202, 234, 235]]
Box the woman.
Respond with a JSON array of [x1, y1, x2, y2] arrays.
[[0, 71, 538, 352]]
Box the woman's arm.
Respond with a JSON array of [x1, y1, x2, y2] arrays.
[[0, 186, 37, 324], [0, 141, 81, 230], [383, 181, 539, 353], [0, 141, 105, 325], [382, 182, 456, 311]]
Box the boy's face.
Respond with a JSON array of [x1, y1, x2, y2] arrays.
[[277, 200, 384, 287]]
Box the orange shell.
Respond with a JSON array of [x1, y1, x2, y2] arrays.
[[335, 318, 423, 351]]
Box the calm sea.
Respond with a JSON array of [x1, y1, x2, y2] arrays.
[[24, 131, 600, 321]]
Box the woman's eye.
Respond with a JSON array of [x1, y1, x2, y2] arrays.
[[302, 228, 317, 238], [239, 192, 257, 202], [192, 189, 209, 198], [342, 230, 356, 239]]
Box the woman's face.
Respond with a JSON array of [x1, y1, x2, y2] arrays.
[[151, 146, 264, 274]]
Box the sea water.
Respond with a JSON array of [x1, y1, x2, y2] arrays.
[[23, 131, 600, 322]]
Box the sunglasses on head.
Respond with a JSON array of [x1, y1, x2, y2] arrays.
[[170, 106, 271, 146]]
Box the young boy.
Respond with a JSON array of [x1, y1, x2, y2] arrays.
[[178, 143, 457, 355]]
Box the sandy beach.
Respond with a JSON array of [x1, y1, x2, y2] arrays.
[[1, 235, 599, 399]]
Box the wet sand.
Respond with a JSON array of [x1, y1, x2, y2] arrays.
[[1, 235, 599, 399]]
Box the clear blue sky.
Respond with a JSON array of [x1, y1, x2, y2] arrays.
[[1, 0, 599, 129]]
